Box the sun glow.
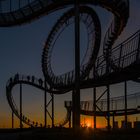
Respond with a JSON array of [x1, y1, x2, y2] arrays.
[[86, 122, 91, 128], [81, 117, 93, 128]]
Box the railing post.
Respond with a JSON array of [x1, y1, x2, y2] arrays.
[[112, 112, 115, 129], [52, 93, 54, 128], [12, 111, 14, 129], [20, 83, 22, 129], [119, 44, 123, 68], [124, 81, 128, 129], [44, 79, 47, 128], [93, 87, 96, 129], [69, 109, 72, 128], [19, 0, 21, 8], [0, 2, 1, 13], [136, 32, 140, 62], [107, 85, 110, 130], [10, 0, 12, 12]]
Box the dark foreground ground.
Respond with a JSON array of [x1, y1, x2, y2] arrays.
[[0, 128, 140, 140]]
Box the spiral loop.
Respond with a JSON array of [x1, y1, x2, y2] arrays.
[[42, 6, 101, 90]]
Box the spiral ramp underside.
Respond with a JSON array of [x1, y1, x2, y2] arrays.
[[3, 0, 131, 127]]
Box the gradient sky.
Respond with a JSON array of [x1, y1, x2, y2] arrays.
[[0, 0, 140, 128]]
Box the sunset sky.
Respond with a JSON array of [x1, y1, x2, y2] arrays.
[[0, 0, 140, 128]]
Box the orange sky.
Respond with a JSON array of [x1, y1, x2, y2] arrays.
[[0, 0, 140, 129], [1, 114, 139, 129]]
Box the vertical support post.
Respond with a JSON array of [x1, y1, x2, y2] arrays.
[[44, 79, 47, 128], [107, 85, 110, 130], [19, 0, 21, 8], [112, 112, 115, 129], [0, 1, 1, 13], [69, 111, 72, 128], [118, 44, 123, 68], [0, 0, 3, 12], [136, 33, 140, 61], [93, 87, 96, 129], [72, 0, 80, 130], [52, 93, 54, 128], [10, 0, 12, 11], [20, 83, 22, 129], [105, 37, 111, 130], [124, 81, 127, 128], [12, 111, 14, 129]]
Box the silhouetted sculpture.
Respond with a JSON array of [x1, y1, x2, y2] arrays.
[[10, 77, 12, 83], [32, 76, 35, 83], [27, 75, 30, 81], [38, 78, 43, 86], [14, 73, 19, 81]]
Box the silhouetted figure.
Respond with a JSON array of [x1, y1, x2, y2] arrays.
[[33, 121, 35, 126], [22, 115, 25, 120], [10, 77, 12, 83], [40, 123, 43, 127], [32, 76, 35, 83], [38, 78, 43, 86], [14, 73, 19, 81], [67, 75, 71, 84], [28, 119, 30, 123], [35, 122, 38, 127], [27, 75, 30, 81]]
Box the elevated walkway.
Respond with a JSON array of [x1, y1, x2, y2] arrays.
[[65, 92, 140, 117]]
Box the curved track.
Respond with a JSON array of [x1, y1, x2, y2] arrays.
[[6, 74, 70, 127], [42, 6, 101, 89], [4, 0, 131, 127], [6, 29, 140, 127], [2, 0, 129, 90], [41, 0, 129, 90], [65, 92, 140, 118]]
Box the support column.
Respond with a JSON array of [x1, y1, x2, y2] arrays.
[[112, 112, 115, 129], [52, 93, 54, 128], [124, 81, 127, 128], [107, 85, 110, 130], [44, 79, 47, 128], [20, 83, 22, 129], [12, 111, 14, 129], [136, 32, 140, 60], [0, 0, 2, 12], [93, 87, 96, 129], [72, 0, 80, 130], [19, 0, 21, 8], [68, 108, 72, 128]]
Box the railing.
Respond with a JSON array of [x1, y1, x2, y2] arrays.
[[46, 29, 140, 87], [6, 74, 44, 88], [65, 92, 140, 112], [6, 74, 44, 127], [0, 0, 54, 13], [95, 29, 140, 77]]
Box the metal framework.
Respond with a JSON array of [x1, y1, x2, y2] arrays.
[[6, 75, 68, 128], [4, 0, 140, 130], [65, 91, 140, 118], [42, 6, 101, 89]]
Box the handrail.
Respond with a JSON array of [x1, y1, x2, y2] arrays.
[[46, 29, 140, 82], [6, 74, 71, 127], [65, 91, 140, 112]]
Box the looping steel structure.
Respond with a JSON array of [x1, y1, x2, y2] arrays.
[[42, 6, 101, 90], [6, 74, 71, 127], [3, 0, 138, 128]]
